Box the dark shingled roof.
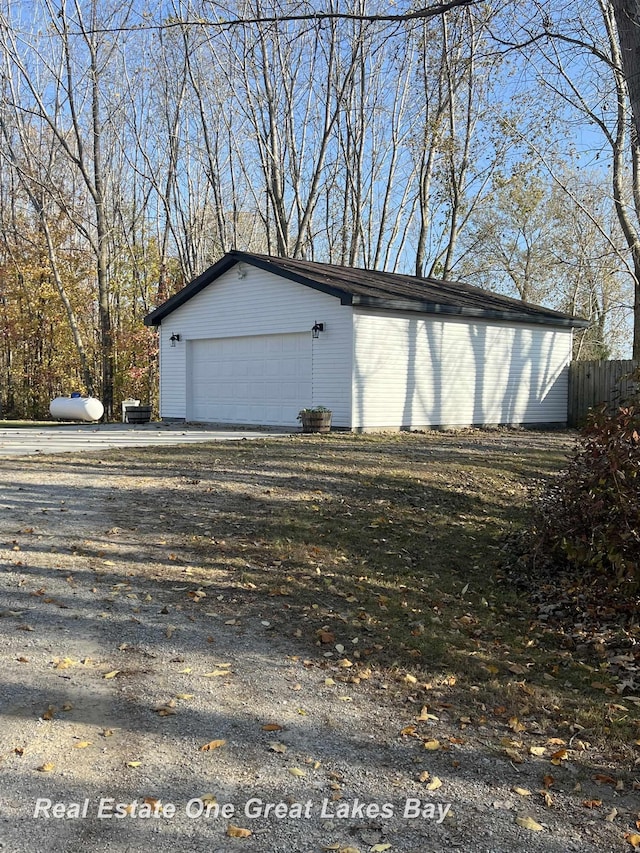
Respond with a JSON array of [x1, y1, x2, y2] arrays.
[[144, 251, 589, 329]]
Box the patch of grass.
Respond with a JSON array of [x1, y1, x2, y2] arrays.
[[62, 429, 638, 755], [0, 419, 58, 428]]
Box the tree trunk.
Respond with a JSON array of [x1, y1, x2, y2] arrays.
[[610, 0, 640, 356]]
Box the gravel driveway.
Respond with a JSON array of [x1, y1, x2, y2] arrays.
[[0, 438, 633, 853]]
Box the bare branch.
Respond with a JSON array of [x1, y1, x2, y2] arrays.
[[67, 1, 479, 35]]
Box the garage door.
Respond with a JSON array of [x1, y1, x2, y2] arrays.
[[187, 333, 312, 426]]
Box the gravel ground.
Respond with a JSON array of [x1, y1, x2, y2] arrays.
[[0, 440, 636, 853]]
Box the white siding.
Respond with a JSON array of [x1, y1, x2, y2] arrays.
[[352, 309, 573, 429], [159, 264, 352, 427]]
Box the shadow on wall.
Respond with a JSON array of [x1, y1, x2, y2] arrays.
[[353, 316, 569, 429]]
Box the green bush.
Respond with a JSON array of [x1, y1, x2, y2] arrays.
[[531, 404, 640, 589]]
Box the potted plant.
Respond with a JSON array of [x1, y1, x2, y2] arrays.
[[297, 406, 332, 433]]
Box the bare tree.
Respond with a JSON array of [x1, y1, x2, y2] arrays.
[[0, 112, 94, 394], [0, 0, 142, 415], [496, 0, 640, 355]]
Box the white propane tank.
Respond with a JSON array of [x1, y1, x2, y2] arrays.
[[49, 396, 104, 423]]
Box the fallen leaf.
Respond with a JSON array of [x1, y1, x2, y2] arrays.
[[53, 657, 77, 670], [625, 833, 640, 849], [202, 670, 231, 677], [318, 631, 335, 644], [188, 589, 206, 601], [582, 799, 602, 809], [37, 762, 55, 772], [516, 815, 544, 831], [426, 777, 442, 791], [289, 767, 306, 777], [200, 739, 226, 751], [513, 787, 531, 796], [74, 741, 92, 749], [550, 748, 568, 764], [529, 746, 546, 756], [262, 723, 283, 732], [505, 748, 525, 763], [416, 707, 438, 721], [423, 739, 440, 751], [226, 824, 252, 838], [269, 742, 287, 753], [593, 773, 617, 785], [126, 761, 142, 768], [103, 670, 120, 680], [370, 845, 392, 852]]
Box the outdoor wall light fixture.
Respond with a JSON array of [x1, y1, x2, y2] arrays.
[[311, 322, 325, 339], [169, 333, 181, 347]]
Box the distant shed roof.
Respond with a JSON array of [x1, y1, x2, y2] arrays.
[[144, 251, 589, 329]]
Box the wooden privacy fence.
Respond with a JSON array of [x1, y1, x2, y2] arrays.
[[568, 359, 639, 427]]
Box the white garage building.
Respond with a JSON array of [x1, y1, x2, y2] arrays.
[[144, 251, 588, 430]]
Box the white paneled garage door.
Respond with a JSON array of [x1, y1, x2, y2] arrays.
[[187, 333, 312, 426]]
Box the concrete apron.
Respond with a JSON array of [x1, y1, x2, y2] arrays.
[[0, 423, 288, 458]]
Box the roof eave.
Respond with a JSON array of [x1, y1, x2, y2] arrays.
[[234, 253, 352, 302], [350, 295, 590, 328], [144, 253, 240, 326], [143, 251, 352, 326], [143, 250, 589, 330]]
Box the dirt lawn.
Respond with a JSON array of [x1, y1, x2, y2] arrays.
[[0, 430, 637, 853]]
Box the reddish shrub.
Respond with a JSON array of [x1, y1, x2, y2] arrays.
[[532, 404, 640, 589]]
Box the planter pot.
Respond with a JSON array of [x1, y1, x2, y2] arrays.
[[125, 405, 152, 424], [299, 411, 332, 433]]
